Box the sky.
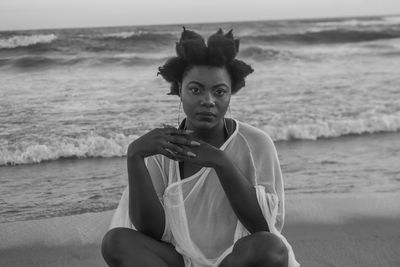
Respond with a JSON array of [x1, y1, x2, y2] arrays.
[[1, 0, 400, 31]]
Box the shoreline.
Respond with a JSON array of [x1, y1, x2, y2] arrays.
[[1, 130, 399, 168], [1, 193, 399, 267]]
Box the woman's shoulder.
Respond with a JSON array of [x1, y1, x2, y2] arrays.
[[234, 120, 279, 163], [235, 119, 275, 147]]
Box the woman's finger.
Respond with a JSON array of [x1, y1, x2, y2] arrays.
[[162, 126, 193, 136], [163, 142, 196, 158], [165, 135, 200, 147], [164, 142, 185, 154], [160, 147, 185, 161], [162, 123, 175, 129]]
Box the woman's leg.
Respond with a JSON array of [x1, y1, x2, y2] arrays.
[[101, 227, 185, 267], [218, 231, 288, 267]]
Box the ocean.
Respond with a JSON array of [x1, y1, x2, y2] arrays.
[[1, 15, 399, 223]]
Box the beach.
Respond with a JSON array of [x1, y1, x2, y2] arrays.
[[1, 193, 399, 267], [1, 15, 400, 267], [1, 130, 400, 266], [1, 131, 400, 267]]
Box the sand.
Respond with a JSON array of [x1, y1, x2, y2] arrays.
[[1, 193, 399, 267]]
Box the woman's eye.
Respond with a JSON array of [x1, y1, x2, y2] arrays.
[[215, 89, 226, 96], [190, 88, 201, 94]]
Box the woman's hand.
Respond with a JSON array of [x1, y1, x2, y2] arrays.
[[127, 125, 201, 161], [180, 138, 228, 168]]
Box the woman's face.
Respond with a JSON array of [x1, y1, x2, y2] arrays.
[[179, 65, 232, 130]]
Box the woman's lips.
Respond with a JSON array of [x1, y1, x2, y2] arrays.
[[196, 112, 216, 121], [196, 112, 216, 117]]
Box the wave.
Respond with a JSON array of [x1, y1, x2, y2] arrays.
[[315, 16, 400, 27], [0, 133, 139, 166], [0, 34, 57, 49], [239, 46, 304, 61], [2, 113, 400, 166], [0, 54, 164, 68], [246, 29, 400, 44], [101, 30, 169, 39], [262, 112, 400, 141], [102, 30, 150, 39], [10, 56, 83, 68], [99, 31, 175, 43], [0, 31, 173, 54], [240, 46, 282, 60]]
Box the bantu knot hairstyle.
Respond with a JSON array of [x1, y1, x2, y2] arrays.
[[157, 27, 254, 96]]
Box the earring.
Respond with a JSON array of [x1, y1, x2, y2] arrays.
[[223, 116, 229, 136], [177, 99, 182, 129], [228, 105, 233, 134]]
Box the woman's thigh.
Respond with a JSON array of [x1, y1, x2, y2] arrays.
[[102, 227, 185, 267]]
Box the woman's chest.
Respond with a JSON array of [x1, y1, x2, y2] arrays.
[[179, 161, 203, 180]]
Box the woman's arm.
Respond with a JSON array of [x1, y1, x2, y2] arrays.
[[213, 152, 270, 234], [126, 126, 198, 240], [128, 155, 166, 240], [180, 136, 271, 234]]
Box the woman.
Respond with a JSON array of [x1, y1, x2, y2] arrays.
[[102, 27, 300, 267]]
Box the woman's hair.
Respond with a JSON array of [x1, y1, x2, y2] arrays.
[[157, 27, 254, 96]]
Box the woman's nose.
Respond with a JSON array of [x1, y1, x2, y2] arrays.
[[200, 92, 215, 107]]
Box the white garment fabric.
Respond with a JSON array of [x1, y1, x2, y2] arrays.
[[109, 119, 300, 267]]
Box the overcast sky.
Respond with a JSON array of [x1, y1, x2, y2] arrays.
[[1, 0, 400, 31]]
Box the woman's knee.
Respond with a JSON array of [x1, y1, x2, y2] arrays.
[[101, 227, 185, 267], [232, 231, 288, 267], [252, 232, 288, 267], [101, 227, 142, 261]]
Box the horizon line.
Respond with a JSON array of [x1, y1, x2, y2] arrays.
[[0, 12, 399, 32]]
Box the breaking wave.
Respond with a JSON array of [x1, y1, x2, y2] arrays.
[[263, 112, 400, 141], [0, 34, 57, 49], [239, 46, 302, 61], [0, 133, 139, 166], [99, 31, 175, 43], [247, 29, 400, 44], [101, 30, 171, 39], [315, 16, 400, 27], [0, 54, 164, 68], [2, 112, 400, 166]]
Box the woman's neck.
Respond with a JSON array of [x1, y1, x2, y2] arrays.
[[183, 118, 227, 147]]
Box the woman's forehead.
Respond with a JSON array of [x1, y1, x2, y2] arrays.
[[183, 65, 231, 85]]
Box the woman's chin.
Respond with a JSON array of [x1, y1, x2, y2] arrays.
[[191, 117, 220, 129]]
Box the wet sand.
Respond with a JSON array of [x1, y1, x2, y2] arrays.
[[1, 193, 399, 267]]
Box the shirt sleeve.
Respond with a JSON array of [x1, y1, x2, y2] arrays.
[[253, 132, 285, 232], [232, 130, 284, 233], [108, 155, 170, 240], [252, 132, 301, 267]]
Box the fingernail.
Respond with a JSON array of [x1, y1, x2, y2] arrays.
[[190, 141, 200, 146], [165, 148, 174, 154], [187, 151, 196, 157]]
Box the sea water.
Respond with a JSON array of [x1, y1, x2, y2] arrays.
[[0, 15, 399, 222]]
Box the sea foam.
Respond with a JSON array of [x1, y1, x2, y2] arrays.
[[1, 112, 400, 166], [263, 112, 400, 141], [0, 34, 57, 49], [102, 30, 153, 39], [315, 16, 400, 27], [0, 133, 139, 166]]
